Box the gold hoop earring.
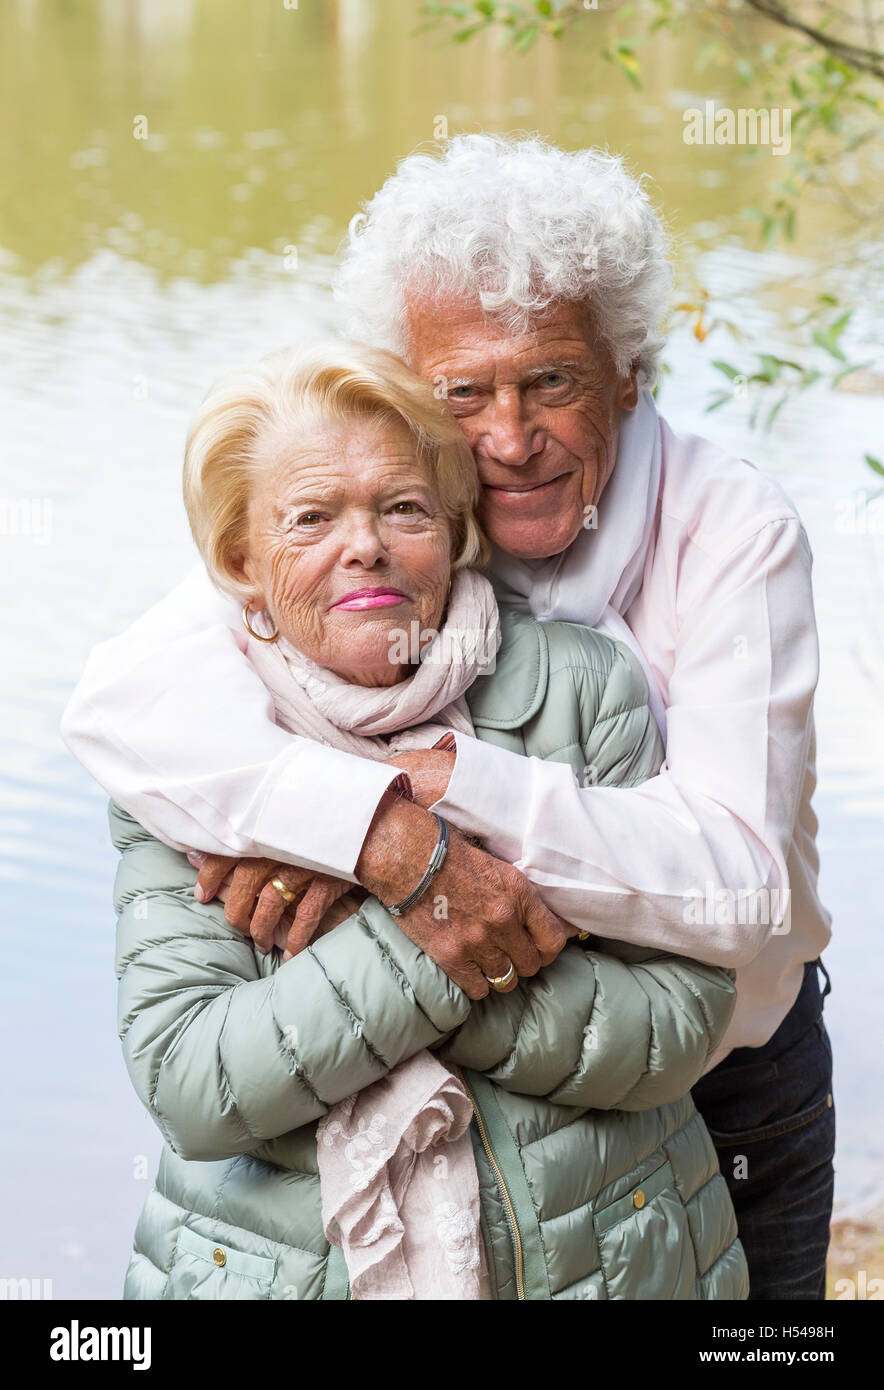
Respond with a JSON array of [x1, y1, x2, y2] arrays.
[[242, 603, 279, 643]]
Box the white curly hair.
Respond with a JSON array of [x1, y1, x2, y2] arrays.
[[334, 134, 673, 388]]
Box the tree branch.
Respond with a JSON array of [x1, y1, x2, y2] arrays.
[[742, 0, 884, 80]]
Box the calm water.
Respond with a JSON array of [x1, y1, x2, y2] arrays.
[[1, 0, 883, 1297]]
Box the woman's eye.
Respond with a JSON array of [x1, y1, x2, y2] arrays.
[[296, 512, 323, 526], [390, 501, 423, 516]]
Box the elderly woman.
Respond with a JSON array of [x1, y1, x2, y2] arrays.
[[99, 342, 748, 1300]]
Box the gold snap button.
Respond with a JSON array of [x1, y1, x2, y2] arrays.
[[633, 1189, 645, 1210], [213, 1247, 227, 1267], [827, 1093, 833, 1108]]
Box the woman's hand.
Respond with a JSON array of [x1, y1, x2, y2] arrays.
[[188, 852, 353, 957]]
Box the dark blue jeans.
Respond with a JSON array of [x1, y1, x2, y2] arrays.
[[691, 959, 835, 1300]]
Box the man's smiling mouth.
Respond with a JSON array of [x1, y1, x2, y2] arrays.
[[483, 474, 570, 499]]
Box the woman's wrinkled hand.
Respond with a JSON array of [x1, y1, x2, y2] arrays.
[[187, 851, 353, 958]]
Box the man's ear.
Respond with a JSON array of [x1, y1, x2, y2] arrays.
[[619, 364, 640, 411]]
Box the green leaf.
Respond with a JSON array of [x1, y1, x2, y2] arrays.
[[797, 369, 822, 391], [811, 313, 851, 362], [811, 332, 846, 362], [712, 360, 741, 380], [515, 24, 540, 51], [831, 362, 869, 386], [603, 45, 642, 88], [765, 393, 789, 430], [865, 454, 884, 477], [758, 353, 787, 380]]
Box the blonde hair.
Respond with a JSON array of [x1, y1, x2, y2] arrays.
[[183, 343, 489, 597]]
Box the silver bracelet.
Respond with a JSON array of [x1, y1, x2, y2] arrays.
[[386, 813, 450, 917]]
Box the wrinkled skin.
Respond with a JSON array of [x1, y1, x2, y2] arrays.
[[405, 293, 638, 559], [234, 415, 451, 687]]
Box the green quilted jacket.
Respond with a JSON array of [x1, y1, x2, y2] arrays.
[[114, 609, 748, 1301]]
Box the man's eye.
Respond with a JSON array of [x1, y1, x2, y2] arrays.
[[448, 385, 475, 399], [537, 372, 568, 389]]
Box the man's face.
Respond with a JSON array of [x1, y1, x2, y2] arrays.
[[405, 292, 639, 559]]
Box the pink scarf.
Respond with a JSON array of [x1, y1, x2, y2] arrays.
[[243, 567, 500, 757], [245, 568, 498, 1300]]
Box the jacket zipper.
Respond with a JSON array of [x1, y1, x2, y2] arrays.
[[457, 1068, 526, 1301]]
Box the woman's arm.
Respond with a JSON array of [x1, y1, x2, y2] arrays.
[[112, 802, 470, 1161]]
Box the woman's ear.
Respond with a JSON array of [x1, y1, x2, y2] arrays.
[[227, 549, 265, 609]]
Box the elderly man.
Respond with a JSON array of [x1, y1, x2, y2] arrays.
[[62, 136, 834, 1300]]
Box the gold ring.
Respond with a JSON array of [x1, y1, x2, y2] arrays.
[[577, 929, 590, 941], [271, 877, 296, 903], [484, 962, 516, 991]]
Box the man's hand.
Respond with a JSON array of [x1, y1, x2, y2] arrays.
[[188, 852, 352, 956], [355, 789, 569, 999]]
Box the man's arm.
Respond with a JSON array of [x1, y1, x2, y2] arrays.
[[429, 518, 820, 969], [63, 565, 568, 989], [61, 565, 403, 880]]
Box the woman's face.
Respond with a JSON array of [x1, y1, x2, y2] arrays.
[[237, 414, 453, 687]]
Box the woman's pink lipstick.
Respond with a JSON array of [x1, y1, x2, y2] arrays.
[[332, 587, 408, 611]]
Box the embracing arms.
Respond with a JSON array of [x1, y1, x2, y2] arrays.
[[114, 801, 735, 1166], [65, 516, 821, 972], [112, 621, 735, 1163]]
